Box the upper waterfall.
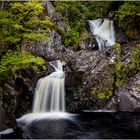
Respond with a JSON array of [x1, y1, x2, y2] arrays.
[[88, 18, 115, 50], [32, 60, 65, 113]]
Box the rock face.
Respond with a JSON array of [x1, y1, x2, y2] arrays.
[[117, 74, 140, 111], [0, 74, 34, 131], [0, 65, 51, 131], [43, 1, 65, 32], [66, 42, 140, 111], [65, 48, 115, 111], [115, 27, 127, 44]]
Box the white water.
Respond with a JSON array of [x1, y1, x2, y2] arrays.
[[88, 18, 115, 50], [32, 60, 65, 113], [17, 113, 73, 126]]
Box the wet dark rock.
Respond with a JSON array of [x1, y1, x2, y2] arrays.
[[0, 67, 48, 131], [0, 128, 14, 139], [116, 28, 127, 44], [65, 71, 85, 111], [0, 127, 23, 139], [108, 11, 115, 20], [43, 1, 66, 32], [116, 74, 140, 111]]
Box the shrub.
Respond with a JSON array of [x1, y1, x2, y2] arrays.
[[64, 29, 80, 49], [0, 50, 45, 81], [118, 2, 140, 36]]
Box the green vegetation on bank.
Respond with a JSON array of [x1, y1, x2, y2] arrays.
[[118, 2, 140, 37], [52, 1, 113, 49], [0, 1, 52, 82], [52, 1, 140, 48], [113, 43, 140, 88], [0, 51, 45, 81], [91, 87, 113, 100], [89, 43, 140, 101], [0, 2, 53, 49]]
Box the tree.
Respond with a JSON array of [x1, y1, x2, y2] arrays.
[[0, 1, 53, 49], [118, 2, 140, 36], [52, 1, 113, 49], [0, 50, 45, 81], [0, 2, 52, 82]]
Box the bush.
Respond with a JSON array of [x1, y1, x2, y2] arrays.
[[118, 2, 140, 36], [0, 50, 45, 81], [0, 1, 53, 48], [91, 87, 113, 100], [64, 29, 80, 49], [53, 1, 113, 48]]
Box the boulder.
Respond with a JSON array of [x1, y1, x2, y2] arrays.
[[116, 74, 140, 111]]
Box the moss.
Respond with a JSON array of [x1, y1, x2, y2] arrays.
[[112, 43, 128, 87], [53, 23, 65, 37], [112, 43, 121, 49], [91, 87, 97, 95], [98, 92, 106, 100], [33, 66, 38, 72], [42, 65, 47, 71], [91, 87, 113, 100], [118, 47, 140, 86], [136, 84, 140, 89], [105, 43, 140, 88], [131, 49, 140, 69]]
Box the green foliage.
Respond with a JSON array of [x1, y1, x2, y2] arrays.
[[107, 43, 140, 88], [91, 87, 112, 100], [129, 48, 140, 73], [115, 64, 128, 87], [53, 1, 140, 46], [97, 90, 112, 100], [115, 45, 140, 87], [0, 10, 20, 46], [0, 51, 45, 81], [0, 1, 53, 48], [131, 49, 140, 67], [112, 44, 127, 87], [118, 2, 139, 21], [53, 1, 113, 48], [64, 29, 80, 48], [118, 2, 140, 36], [111, 44, 128, 87], [0, 2, 53, 83]]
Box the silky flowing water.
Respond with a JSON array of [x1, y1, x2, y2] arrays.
[[32, 60, 65, 112], [88, 18, 115, 50]]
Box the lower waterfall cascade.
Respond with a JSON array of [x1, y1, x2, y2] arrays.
[[32, 60, 65, 113]]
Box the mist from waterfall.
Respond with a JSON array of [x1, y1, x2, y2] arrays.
[[32, 60, 65, 113], [88, 18, 115, 50]]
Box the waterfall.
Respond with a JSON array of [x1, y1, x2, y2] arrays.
[[88, 18, 115, 50], [32, 60, 65, 113]]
